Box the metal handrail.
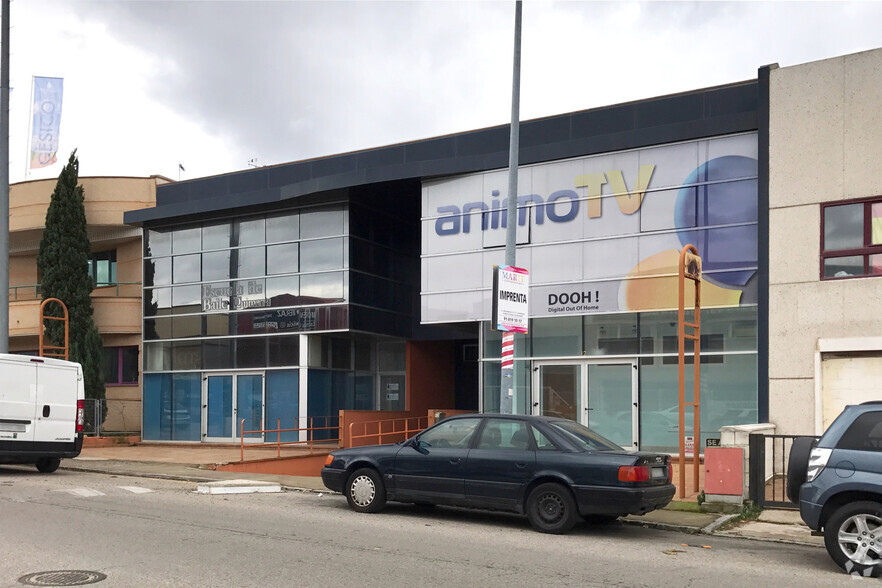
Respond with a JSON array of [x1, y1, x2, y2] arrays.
[[349, 415, 428, 448], [9, 281, 142, 300], [238, 416, 341, 463]]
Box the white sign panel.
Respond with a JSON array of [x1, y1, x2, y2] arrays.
[[493, 265, 529, 332]]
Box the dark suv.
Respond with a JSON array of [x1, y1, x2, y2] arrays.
[[789, 403, 882, 575]]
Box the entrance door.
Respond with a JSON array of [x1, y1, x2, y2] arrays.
[[533, 360, 638, 450], [203, 373, 265, 442]]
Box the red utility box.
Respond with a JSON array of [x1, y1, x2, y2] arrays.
[[704, 447, 743, 496]]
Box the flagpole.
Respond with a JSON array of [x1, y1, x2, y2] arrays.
[[25, 76, 34, 179]]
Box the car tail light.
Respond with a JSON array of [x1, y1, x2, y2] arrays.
[[806, 447, 832, 482], [618, 465, 650, 482], [76, 399, 84, 433], [325, 454, 335, 466], [667, 464, 673, 482]]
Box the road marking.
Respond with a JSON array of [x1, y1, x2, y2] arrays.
[[57, 488, 105, 498], [118, 486, 154, 494]]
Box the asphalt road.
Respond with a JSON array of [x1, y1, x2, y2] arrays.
[[0, 467, 856, 587]]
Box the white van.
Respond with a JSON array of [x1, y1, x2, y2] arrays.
[[0, 353, 85, 472]]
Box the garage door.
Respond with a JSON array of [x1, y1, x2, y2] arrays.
[[821, 354, 882, 429]]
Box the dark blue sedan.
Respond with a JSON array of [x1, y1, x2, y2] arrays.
[[322, 413, 675, 534]]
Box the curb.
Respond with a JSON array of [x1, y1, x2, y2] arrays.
[[620, 518, 703, 534]]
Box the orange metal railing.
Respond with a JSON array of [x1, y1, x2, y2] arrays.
[[349, 415, 428, 448], [238, 416, 341, 463]]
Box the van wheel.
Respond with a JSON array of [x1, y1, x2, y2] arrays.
[[526, 483, 579, 534], [824, 501, 882, 577], [36, 458, 61, 473]]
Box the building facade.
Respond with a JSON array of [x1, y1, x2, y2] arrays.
[[768, 47, 882, 435], [10, 175, 165, 432], [127, 79, 761, 451]]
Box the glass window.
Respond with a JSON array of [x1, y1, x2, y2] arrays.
[[824, 203, 863, 251], [531, 426, 558, 450], [236, 247, 266, 279], [476, 419, 531, 450], [267, 243, 298, 275], [205, 313, 234, 337], [419, 418, 481, 449], [378, 340, 405, 371], [144, 287, 171, 316], [173, 315, 203, 338], [236, 218, 265, 246], [531, 316, 581, 357], [203, 339, 233, 370], [301, 238, 344, 272], [202, 222, 231, 250], [331, 338, 351, 370], [301, 272, 344, 302], [583, 314, 639, 356], [143, 341, 172, 371], [172, 341, 201, 371], [203, 250, 232, 281], [88, 250, 117, 286], [173, 227, 201, 254], [103, 346, 139, 385], [821, 198, 882, 279], [236, 337, 266, 369], [147, 257, 172, 287], [146, 229, 171, 257], [173, 254, 201, 283], [548, 420, 620, 451], [266, 275, 299, 306], [268, 336, 300, 367], [824, 256, 863, 279], [172, 285, 202, 314], [354, 339, 373, 371], [267, 213, 299, 243], [301, 207, 344, 239], [837, 412, 882, 452]]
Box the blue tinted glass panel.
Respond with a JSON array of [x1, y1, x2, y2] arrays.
[[237, 375, 263, 438], [266, 370, 299, 442], [173, 374, 202, 441], [143, 373, 172, 441], [207, 375, 233, 437]]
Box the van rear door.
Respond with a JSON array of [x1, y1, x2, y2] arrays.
[[34, 360, 79, 444], [0, 356, 38, 443]]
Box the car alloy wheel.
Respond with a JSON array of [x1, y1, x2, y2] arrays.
[[837, 513, 882, 566], [350, 475, 375, 508], [824, 501, 882, 576]]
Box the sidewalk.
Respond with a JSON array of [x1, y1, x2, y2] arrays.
[[61, 443, 821, 546]]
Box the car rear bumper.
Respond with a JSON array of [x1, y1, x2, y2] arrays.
[[0, 435, 83, 463], [798, 483, 824, 530], [573, 483, 676, 517], [321, 467, 346, 493]]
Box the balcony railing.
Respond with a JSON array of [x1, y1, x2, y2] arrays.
[[9, 282, 141, 301]]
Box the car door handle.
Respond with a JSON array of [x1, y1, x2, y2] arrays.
[[515, 463, 526, 469], [449, 458, 461, 465]]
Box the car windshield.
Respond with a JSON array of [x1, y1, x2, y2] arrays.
[[548, 420, 621, 452]]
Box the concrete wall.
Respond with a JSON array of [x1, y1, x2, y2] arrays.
[[768, 48, 882, 435]]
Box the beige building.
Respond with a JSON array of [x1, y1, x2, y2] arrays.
[[9, 175, 168, 432], [768, 47, 882, 435]]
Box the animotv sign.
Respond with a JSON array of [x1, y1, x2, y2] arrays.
[[433, 165, 655, 236]]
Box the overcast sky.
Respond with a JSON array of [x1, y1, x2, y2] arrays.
[[10, 1, 882, 185]]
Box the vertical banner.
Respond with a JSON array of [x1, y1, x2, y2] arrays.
[[29, 77, 64, 169]]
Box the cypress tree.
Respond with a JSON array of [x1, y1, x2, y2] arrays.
[[36, 151, 106, 410]]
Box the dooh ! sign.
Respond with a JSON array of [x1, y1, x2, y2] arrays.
[[492, 265, 529, 333]]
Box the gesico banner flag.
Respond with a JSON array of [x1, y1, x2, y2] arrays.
[[29, 77, 64, 169]]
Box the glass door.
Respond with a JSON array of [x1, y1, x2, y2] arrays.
[[533, 360, 637, 450], [203, 372, 264, 442], [534, 363, 582, 423]]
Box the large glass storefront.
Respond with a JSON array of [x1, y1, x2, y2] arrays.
[[480, 306, 758, 452], [141, 204, 408, 442]]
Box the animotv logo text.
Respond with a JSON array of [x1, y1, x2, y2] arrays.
[[434, 165, 655, 236]]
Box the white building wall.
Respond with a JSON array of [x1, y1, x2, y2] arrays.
[[769, 48, 882, 435]]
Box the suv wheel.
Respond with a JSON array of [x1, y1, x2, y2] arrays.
[[786, 437, 816, 504], [824, 501, 882, 576]]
